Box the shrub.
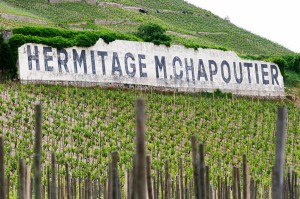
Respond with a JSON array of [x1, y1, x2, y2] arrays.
[[282, 54, 300, 73], [0, 35, 14, 78], [136, 23, 172, 46], [267, 56, 287, 77], [4, 26, 141, 78]]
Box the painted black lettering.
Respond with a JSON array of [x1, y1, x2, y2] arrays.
[[233, 62, 243, 84], [97, 51, 108, 75], [91, 51, 96, 74], [43, 47, 53, 72], [270, 64, 279, 85], [221, 60, 231, 83], [112, 52, 123, 76], [197, 59, 208, 81], [57, 48, 69, 73], [255, 63, 259, 84], [73, 49, 87, 74], [173, 56, 183, 80], [125, 53, 136, 77], [208, 60, 218, 82], [185, 58, 195, 83], [244, 62, 253, 83], [138, 54, 147, 78], [154, 56, 167, 79], [27, 45, 40, 71], [261, 64, 269, 85]]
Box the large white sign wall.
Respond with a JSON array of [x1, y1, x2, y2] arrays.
[[18, 39, 284, 96]]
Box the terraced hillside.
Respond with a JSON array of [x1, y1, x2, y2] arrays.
[[0, 0, 292, 55], [1, 82, 299, 185]]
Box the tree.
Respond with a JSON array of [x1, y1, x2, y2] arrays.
[[137, 23, 171, 46]]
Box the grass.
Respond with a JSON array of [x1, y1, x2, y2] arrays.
[[285, 70, 300, 88], [0, 0, 292, 55]]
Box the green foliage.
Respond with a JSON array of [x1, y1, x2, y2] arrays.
[[1, 83, 299, 186], [0, 34, 14, 77], [240, 53, 300, 80], [282, 54, 300, 73], [284, 70, 300, 87], [0, 0, 292, 56], [5, 26, 141, 77], [11, 26, 140, 47], [137, 23, 171, 46], [267, 56, 287, 77]]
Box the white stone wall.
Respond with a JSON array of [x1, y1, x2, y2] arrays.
[[18, 39, 285, 97]]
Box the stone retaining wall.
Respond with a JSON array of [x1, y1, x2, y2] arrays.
[[48, 0, 96, 5]]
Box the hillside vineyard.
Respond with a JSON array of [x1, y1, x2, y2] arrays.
[[0, 83, 299, 198]]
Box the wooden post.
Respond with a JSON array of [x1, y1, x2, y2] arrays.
[[111, 151, 119, 199], [191, 135, 200, 199], [165, 160, 170, 199], [103, 178, 107, 199], [272, 107, 288, 199], [51, 153, 57, 199], [18, 159, 26, 199], [205, 166, 210, 199], [233, 167, 238, 199], [79, 178, 82, 199], [26, 165, 31, 199], [179, 159, 184, 199], [160, 171, 164, 199], [236, 167, 241, 199], [176, 176, 180, 199], [6, 175, 10, 199], [87, 172, 92, 199], [57, 165, 60, 199], [0, 136, 5, 199], [199, 143, 206, 199], [47, 166, 51, 199], [146, 156, 153, 199], [126, 170, 131, 199], [65, 164, 71, 199], [184, 176, 188, 199], [153, 173, 156, 199], [217, 176, 221, 199], [130, 155, 135, 199], [243, 155, 250, 199], [294, 172, 298, 199], [34, 104, 42, 199], [134, 99, 146, 199]]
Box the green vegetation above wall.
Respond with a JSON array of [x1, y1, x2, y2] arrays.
[[2, 26, 140, 78], [136, 23, 171, 46], [0, 0, 293, 55]]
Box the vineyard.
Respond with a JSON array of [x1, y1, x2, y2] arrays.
[[0, 0, 292, 55], [0, 82, 299, 198]]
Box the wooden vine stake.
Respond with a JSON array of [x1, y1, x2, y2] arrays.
[[26, 166, 31, 199], [65, 163, 71, 199], [191, 135, 200, 199], [111, 151, 119, 199], [272, 107, 288, 199], [0, 136, 5, 199], [134, 99, 146, 199], [18, 159, 26, 199], [51, 153, 57, 199], [34, 104, 42, 199], [243, 155, 250, 199], [146, 156, 153, 199], [199, 143, 206, 199]]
